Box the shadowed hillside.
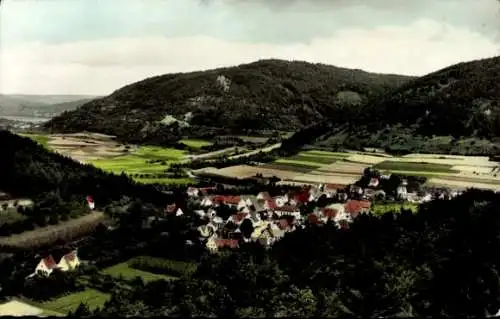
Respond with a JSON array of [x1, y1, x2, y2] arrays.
[[291, 56, 500, 155]]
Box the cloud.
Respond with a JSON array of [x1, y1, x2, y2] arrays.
[[0, 19, 499, 95]]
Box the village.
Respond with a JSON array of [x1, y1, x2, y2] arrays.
[[17, 169, 468, 281], [178, 171, 465, 253]]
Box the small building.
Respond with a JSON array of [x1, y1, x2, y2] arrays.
[[344, 200, 371, 219], [57, 250, 80, 272], [256, 192, 272, 201], [186, 187, 200, 197], [201, 196, 214, 207], [368, 178, 380, 188], [32, 255, 58, 277]]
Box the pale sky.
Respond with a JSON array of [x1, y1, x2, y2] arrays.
[[0, 0, 499, 95]]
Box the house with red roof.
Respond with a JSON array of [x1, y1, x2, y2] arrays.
[[205, 238, 239, 252], [293, 190, 310, 204], [214, 195, 241, 207], [324, 184, 346, 193], [322, 208, 338, 219], [32, 255, 58, 277], [227, 212, 248, 226], [57, 250, 80, 272], [264, 199, 278, 210], [344, 200, 371, 218]]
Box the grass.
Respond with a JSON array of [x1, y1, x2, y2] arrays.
[[89, 146, 190, 184], [288, 154, 338, 165], [40, 289, 110, 314], [19, 134, 50, 149], [102, 260, 176, 283], [260, 163, 314, 173], [179, 139, 213, 148], [0, 209, 26, 225], [374, 161, 459, 173], [371, 202, 419, 216], [384, 170, 453, 178]]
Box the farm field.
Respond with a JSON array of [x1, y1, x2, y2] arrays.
[[19, 133, 50, 149], [196, 149, 500, 190], [20, 133, 194, 185], [373, 161, 459, 173], [102, 259, 176, 283], [179, 139, 212, 148], [87, 145, 193, 185], [0, 211, 106, 249], [40, 289, 110, 314]]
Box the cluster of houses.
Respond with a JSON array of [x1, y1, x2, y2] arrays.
[[181, 178, 467, 252], [28, 250, 81, 278], [182, 185, 368, 252]]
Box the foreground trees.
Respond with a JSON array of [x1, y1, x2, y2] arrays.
[[83, 189, 500, 317]]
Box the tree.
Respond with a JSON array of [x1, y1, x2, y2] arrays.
[[71, 303, 92, 317], [240, 219, 254, 239]]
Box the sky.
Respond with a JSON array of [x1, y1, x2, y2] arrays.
[[0, 0, 499, 95]]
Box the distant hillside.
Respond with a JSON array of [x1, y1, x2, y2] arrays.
[[0, 95, 99, 118], [45, 59, 413, 144], [302, 56, 500, 155]]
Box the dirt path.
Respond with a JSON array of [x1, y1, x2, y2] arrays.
[[228, 143, 282, 160]]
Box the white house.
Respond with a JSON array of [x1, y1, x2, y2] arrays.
[[194, 210, 206, 218], [57, 250, 80, 272], [420, 193, 432, 203], [86, 196, 95, 210], [237, 199, 248, 211], [201, 197, 213, 207], [256, 192, 271, 201], [31, 255, 58, 277], [396, 186, 408, 200], [368, 178, 380, 188], [186, 187, 200, 197], [274, 206, 301, 219], [175, 208, 184, 216], [274, 196, 288, 207]]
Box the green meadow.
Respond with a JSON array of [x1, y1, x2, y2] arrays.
[[89, 146, 192, 184], [102, 260, 175, 283], [40, 289, 110, 314]]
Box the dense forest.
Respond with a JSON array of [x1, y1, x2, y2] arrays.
[[45, 59, 412, 144], [0, 130, 173, 234], [308, 56, 500, 155], [52, 188, 500, 318]]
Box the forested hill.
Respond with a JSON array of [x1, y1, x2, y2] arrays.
[[0, 130, 171, 206], [45, 59, 413, 142], [295, 56, 500, 155], [363, 56, 500, 137]]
